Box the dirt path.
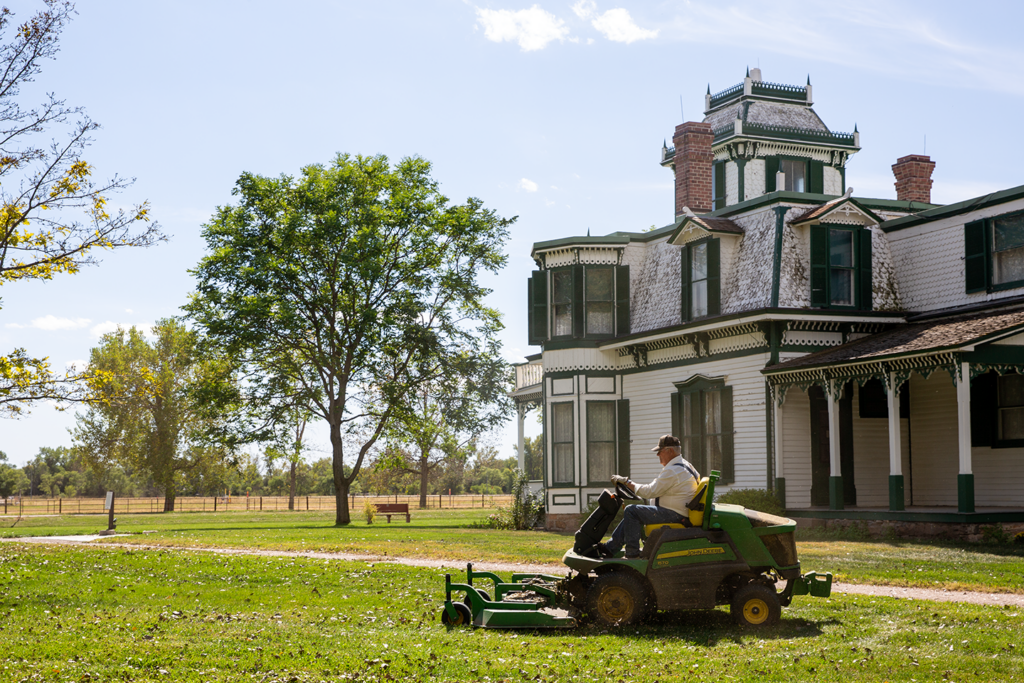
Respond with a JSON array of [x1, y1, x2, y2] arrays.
[[5, 535, 1024, 608]]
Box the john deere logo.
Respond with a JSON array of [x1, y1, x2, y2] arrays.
[[657, 547, 726, 560]]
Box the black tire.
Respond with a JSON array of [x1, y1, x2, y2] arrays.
[[730, 583, 781, 627], [463, 590, 490, 611], [440, 602, 472, 626], [587, 571, 649, 626]]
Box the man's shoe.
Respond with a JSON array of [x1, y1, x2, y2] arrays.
[[623, 549, 642, 559], [596, 542, 615, 558]]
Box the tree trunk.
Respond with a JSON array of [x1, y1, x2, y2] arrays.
[[288, 460, 296, 511], [163, 483, 176, 512], [332, 421, 350, 525], [419, 450, 429, 509]]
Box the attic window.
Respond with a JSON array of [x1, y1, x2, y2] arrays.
[[780, 159, 806, 192], [992, 214, 1024, 286]]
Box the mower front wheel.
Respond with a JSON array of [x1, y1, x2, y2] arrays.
[[587, 571, 649, 626], [440, 602, 472, 626], [730, 583, 780, 628]]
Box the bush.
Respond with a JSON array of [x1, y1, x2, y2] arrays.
[[476, 470, 544, 530], [981, 524, 1012, 545], [1015, 531, 1024, 545], [362, 498, 376, 524], [714, 488, 785, 516]]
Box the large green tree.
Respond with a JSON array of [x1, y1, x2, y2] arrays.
[[0, 1, 163, 416], [72, 320, 237, 511], [186, 154, 512, 524]]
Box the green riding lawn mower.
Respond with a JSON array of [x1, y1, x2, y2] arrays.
[[440, 471, 832, 629]]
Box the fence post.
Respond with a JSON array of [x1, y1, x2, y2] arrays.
[[260, 496, 263, 511], [306, 496, 309, 511]]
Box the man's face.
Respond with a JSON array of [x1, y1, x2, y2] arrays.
[[657, 447, 675, 466]]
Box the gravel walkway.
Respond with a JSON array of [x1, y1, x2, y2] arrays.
[[5, 535, 1024, 608]]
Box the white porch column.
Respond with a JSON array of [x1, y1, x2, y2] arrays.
[[956, 363, 972, 476], [516, 404, 526, 472], [773, 395, 784, 480], [887, 374, 902, 477], [887, 372, 905, 511], [956, 361, 975, 513], [826, 380, 843, 509]]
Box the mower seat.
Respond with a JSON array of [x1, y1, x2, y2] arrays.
[[642, 476, 711, 536]]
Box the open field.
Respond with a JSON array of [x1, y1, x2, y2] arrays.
[[2, 542, 1022, 682], [4, 509, 1024, 594]]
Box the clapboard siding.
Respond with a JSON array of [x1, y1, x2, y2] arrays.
[[908, 372, 958, 506], [974, 446, 1024, 507], [781, 387, 811, 508], [851, 389, 890, 508], [621, 351, 771, 492]]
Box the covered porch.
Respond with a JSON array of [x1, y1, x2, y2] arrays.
[[511, 358, 543, 493], [764, 307, 1024, 523]]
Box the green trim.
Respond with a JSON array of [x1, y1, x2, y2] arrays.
[[771, 207, 787, 307], [888, 475, 905, 511], [597, 307, 904, 349], [829, 476, 844, 510], [545, 369, 617, 380], [882, 183, 1024, 233], [775, 477, 786, 508], [787, 508, 1024, 523], [788, 198, 886, 228], [736, 158, 746, 204], [965, 346, 1024, 364], [958, 473, 975, 513], [765, 384, 774, 490], [542, 339, 604, 351]]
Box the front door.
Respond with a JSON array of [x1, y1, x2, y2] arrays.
[[808, 384, 856, 507]]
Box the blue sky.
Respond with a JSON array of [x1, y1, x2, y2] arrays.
[[3, 0, 1023, 467]]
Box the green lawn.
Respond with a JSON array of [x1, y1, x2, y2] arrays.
[[1, 543, 1022, 682], [4, 508, 1024, 594]]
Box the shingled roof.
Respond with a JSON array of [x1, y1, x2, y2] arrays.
[[764, 307, 1024, 375]]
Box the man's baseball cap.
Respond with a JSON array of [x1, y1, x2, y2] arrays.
[[651, 434, 681, 451]]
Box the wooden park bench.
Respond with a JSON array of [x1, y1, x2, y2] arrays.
[[373, 502, 411, 523]]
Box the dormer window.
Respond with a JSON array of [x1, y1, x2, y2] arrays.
[[780, 159, 807, 192], [681, 238, 720, 321], [829, 229, 855, 306], [585, 267, 615, 335], [690, 242, 710, 318], [527, 263, 630, 344]]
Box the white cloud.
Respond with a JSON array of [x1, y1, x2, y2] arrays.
[[125, 308, 133, 314], [5, 315, 91, 331], [65, 359, 88, 373], [591, 8, 658, 43], [572, 0, 596, 19], [476, 5, 568, 51], [519, 178, 539, 192]]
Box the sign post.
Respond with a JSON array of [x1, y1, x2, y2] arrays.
[[99, 491, 117, 535]]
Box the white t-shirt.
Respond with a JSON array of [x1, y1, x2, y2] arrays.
[[633, 455, 701, 516]]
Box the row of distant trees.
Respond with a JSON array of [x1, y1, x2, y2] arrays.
[[0, 437, 541, 501], [0, 3, 518, 522]]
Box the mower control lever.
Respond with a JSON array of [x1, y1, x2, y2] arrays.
[[615, 481, 642, 501]]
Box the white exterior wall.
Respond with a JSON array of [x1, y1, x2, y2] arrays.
[[780, 387, 811, 508], [908, 372, 959, 506], [849, 388, 910, 508], [886, 197, 1024, 312], [823, 166, 843, 195], [726, 161, 739, 206], [974, 442, 1024, 508], [621, 349, 772, 494]]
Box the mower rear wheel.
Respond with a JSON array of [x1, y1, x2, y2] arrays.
[[440, 602, 472, 626], [587, 572, 648, 626], [730, 583, 780, 627]]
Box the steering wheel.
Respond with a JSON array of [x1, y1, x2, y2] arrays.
[[615, 481, 642, 501]]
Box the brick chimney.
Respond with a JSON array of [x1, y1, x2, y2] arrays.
[[672, 121, 714, 215], [892, 154, 936, 204]]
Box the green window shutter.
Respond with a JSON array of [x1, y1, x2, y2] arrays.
[[572, 264, 585, 338], [765, 157, 779, 192], [964, 219, 988, 293], [680, 246, 691, 322], [857, 228, 873, 311], [970, 371, 997, 448], [528, 271, 548, 345], [616, 399, 630, 477], [720, 385, 734, 484], [809, 224, 828, 306], [615, 265, 630, 336], [809, 160, 824, 194], [670, 392, 681, 440], [707, 238, 721, 316], [713, 162, 726, 209]]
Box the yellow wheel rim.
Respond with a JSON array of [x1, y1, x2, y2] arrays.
[[742, 597, 770, 625], [596, 586, 635, 623]]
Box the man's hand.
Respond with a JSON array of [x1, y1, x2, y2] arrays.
[[611, 474, 630, 486]]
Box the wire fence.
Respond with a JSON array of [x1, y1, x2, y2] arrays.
[[0, 493, 513, 517]]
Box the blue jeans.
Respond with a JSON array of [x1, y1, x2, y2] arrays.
[[605, 504, 685, 555]]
